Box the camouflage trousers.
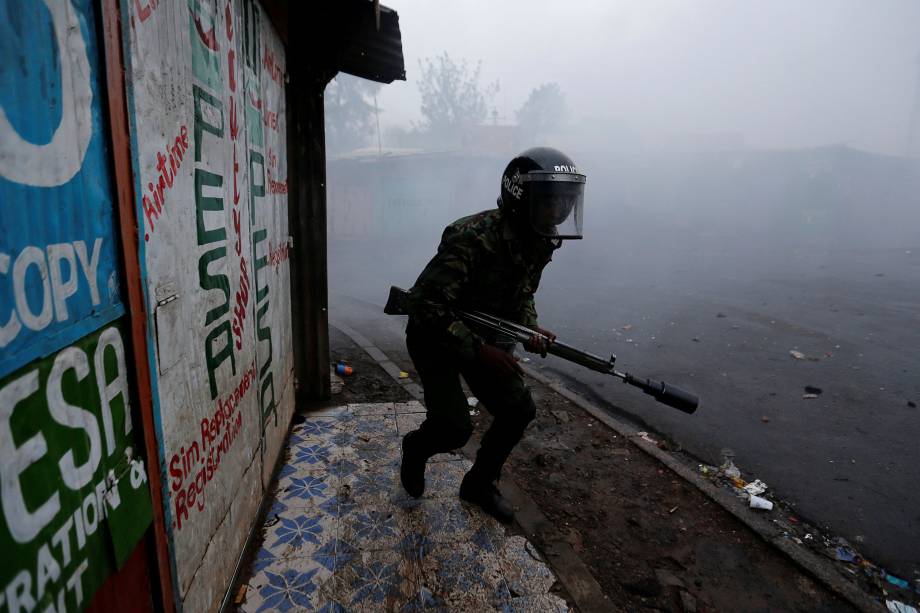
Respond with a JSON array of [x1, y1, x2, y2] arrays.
[[406, 326, 536, 485]]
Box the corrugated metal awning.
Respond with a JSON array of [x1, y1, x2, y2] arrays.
[[283, 0, 406, 85], [332, 0, 406, 84]]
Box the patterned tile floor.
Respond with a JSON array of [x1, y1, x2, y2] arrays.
[[234, 402, 569, 612]]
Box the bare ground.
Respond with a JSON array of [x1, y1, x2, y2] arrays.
[[330, 326, 413, 404], [484, 378, 857, 612]]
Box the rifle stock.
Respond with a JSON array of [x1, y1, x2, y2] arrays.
[[384, 285, 411, 315]]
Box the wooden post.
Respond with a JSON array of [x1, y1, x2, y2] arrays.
[[287, 63, 333, 403]]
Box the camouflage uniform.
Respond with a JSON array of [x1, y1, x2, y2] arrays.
[[405, 208, 554, 484]]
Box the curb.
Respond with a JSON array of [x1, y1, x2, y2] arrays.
[[520, 364, 883, 613], [330, 321, 612, 612]]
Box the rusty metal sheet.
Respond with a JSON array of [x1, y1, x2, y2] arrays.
[[1, 3, 156, 610], [122, 0, 292, 608], [0, 0, 126, 379]]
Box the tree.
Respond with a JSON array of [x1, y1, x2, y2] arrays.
[[416, 52, 499, 146], [516, 83, 567, 144], [324, 74, 382, 155]]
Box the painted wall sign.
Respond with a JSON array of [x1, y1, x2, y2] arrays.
[[0, 322, 153, 613], [124, 0, 293, 609], [1, 2, 155, 611], [0, 0, 126, 379]]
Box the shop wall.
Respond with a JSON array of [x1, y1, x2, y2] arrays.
[[122, 0, 293, 610], [0, 1, 154, 611]]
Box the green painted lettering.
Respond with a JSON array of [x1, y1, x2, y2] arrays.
[[193, 85, 224, 162], [195, 169, 226, 246], [198, 247, 230, 326], [205, 321, 236, 400], [188, 6, 222, 90], [248, 150, 265, 222]]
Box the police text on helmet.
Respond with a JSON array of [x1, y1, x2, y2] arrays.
[[502, 173, 524, 199]]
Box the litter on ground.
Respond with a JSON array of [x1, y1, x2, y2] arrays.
[[743, 479, 768, 497], [887, 601, 919, 613], [721, 460, 741, 479], [749, 495, 774, 511]]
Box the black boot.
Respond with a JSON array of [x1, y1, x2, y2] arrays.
[[400, 431, 427, 498], [459, 472, 515, 524]]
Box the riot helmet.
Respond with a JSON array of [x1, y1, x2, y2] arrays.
[[498, 147, 586, 240]]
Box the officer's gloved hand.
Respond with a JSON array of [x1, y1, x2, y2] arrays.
[[524, 326, 556, 358], [477, 343, 523, 378]]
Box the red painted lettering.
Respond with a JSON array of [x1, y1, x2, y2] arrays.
[[229, 97, 239, 141], [267, 169, 288, 195], [143, 125, 189, 242], [134, 0, 151, 22], [225, 0, 233, 41], [186, 479, 196, 511], [232, 143, 240, 204], [142, 195, 159, 235], [200, 418, 212, 449], [156, 152, 174, 188], [262, 46, 283, 85], [169, 453, 182, 492], [228, 50, 236, 92], [174, 489, 188, 530], [231, 257, 250, 349], [262, 108, 278, 131], [192, 12, 218, 51], [170, 362, 255, 530], [233, 209, 242, 255]]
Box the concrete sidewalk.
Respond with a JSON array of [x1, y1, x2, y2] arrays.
[[231, 400, 569, 612]]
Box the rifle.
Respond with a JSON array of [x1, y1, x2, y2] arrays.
[[384, 286, 699, 415]]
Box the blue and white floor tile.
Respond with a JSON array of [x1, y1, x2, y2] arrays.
[[348, 415, 399, 439], [393, 401, 426, 415], [395, 413, 425, 436], [497, 537, 556, 598], [235, 403, 569, 612], [347, 402, 397, 417]]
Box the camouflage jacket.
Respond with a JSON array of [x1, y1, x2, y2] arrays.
[[407, 209, 554, 361]]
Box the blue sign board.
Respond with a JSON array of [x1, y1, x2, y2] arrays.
[[0, 0, 125, 378]]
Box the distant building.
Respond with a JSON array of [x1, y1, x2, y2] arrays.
[[328, 149, 506, 241]]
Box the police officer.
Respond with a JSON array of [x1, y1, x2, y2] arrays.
[[400, 147, 586, 522]]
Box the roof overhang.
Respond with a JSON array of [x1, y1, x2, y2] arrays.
[[285, 0, 406, 85], [333, 0, 406, 84]]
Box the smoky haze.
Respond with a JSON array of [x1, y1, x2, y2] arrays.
[[380, 0, 920, 156], [326, 1, 920, 579]]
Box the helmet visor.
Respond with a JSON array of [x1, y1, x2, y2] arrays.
[[525, 175, 585, 239]]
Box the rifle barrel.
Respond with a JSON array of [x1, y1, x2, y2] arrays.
[[384, 286, 699, 414], [459, 309, 698, 414], [546, 341, 615, 374]]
